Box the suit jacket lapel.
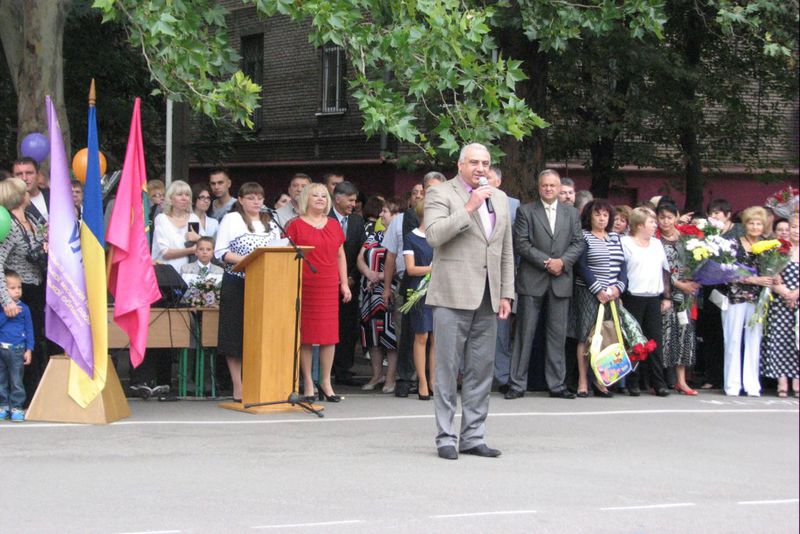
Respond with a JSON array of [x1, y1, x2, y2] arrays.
[[449, 179, 487, 242]]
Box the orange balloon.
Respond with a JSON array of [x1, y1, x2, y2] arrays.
[[71, 148, 107, 183]]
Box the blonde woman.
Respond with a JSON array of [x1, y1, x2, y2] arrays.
[[722, 206, 774, 397], [151, 180, 200, 270], [620, 207, 672, 396], [285, 183, 352, 403]]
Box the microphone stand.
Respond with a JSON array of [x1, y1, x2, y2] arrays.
[[243, 208, 323, 417]]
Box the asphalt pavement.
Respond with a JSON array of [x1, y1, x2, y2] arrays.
[[1, 389, 797, 534]]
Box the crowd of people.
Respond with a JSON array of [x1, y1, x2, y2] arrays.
[[0, 150, 797, 425]]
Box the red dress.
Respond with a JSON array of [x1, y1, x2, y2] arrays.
[[285, 217, 345, 344]]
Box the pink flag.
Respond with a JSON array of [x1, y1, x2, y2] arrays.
[[106, 98, 161, 368]]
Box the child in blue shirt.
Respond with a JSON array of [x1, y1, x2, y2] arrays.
[[0, 270, 34, 422]]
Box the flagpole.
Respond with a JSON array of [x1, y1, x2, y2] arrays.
[[165, 98, 173, 186]]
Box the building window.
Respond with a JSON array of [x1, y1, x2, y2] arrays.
[[321, 43, 347, 114], [241, 33, 264, 129]]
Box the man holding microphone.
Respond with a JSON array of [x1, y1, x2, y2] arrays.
[[424, 143, 515, 460]]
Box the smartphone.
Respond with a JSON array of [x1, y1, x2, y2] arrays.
[[188, 222, 200, 233]]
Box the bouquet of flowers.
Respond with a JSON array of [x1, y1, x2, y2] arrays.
[[679, 218, 755, 286], [747, 239, 792, 327], [765, 186, 799, 218], [181, 275, 221, 307], [616, 304, 657, 362], [399, 273, 430, 314]]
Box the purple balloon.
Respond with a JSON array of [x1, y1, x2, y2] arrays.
[[20, 132, 50, 163]]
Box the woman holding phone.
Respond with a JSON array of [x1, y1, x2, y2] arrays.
[[151, 180, 201, 270], [192, 183, 219, 238]]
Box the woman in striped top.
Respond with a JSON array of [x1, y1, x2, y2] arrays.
[[573, 199, 628, 397]]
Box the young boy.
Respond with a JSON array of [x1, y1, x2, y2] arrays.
[[180, 236, 223, 281], [0, 270, 34, 422]]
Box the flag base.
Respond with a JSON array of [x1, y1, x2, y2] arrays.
[[25, 355, 131, 424], [219, 400, 324, 414]]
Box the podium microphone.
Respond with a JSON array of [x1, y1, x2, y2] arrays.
[[260, 205, 276, 215], [477, 177, 494, 214]]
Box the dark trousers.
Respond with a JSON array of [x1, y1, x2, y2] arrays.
[[130, 348, 173, 387], [21, 283, 46, 406], [395, 278, 415, 383], [622, 294, 668, 391], [695, 288, 724, 387], [334, 298, 360, 380]]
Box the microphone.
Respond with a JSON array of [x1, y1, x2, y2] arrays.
[[260, 205, 276, 215], [477, 177, 494, 214]]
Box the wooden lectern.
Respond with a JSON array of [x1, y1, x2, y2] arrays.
[[220, 246, 320, 414]]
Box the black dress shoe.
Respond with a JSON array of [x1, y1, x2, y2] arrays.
[[437, 446, 458, 460], [504, 388, 524, 400], [592, 384, 613, 398], [549, 389, 576, 399], [498, 384, 510, 395], [655, 387, 671, 397], [460, 444, 502, 457], [628, 387, 641, 397], [394, 381, 410, 398]]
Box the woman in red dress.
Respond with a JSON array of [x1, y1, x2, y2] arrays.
[[285, 183, 352, 402]]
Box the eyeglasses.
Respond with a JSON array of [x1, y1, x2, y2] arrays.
[[197, 195, 211, 200]]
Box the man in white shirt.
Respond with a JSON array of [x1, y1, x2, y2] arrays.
[[275, 173, 311, 226], [13, 157, 49, 226], [209, 168, 236, 221]]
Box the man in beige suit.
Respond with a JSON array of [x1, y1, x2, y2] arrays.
[[425, 143, 515, 460]]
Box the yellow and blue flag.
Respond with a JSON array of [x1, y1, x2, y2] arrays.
[[67, 81, 109, 406]]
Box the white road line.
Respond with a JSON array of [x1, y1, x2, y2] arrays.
[[114, 530, 181, 534], [737, 499, 799, 505], [2, 408, 796, 430], [251, 520, 365, 529], [432, 510, 538, 519], [598, 503, 696, 511]]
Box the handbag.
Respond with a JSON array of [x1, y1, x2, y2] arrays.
[[587, 300, 632, 387]]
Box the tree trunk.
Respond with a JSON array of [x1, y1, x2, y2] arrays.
[[589, 136, 617, 199], [674, 1, 706, 213], [1, 0, 71, 163], [496, 28, 549, 202]]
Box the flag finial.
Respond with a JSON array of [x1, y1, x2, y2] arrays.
[[89, 79, 96, 107]]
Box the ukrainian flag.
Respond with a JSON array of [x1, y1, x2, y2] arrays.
[[68, 80, 109, 406]]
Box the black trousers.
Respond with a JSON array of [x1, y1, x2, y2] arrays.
[[695, 287, 724, 387], [622, 294, 668, 391], [130, 348, 173, 387], [22, 283, 46, 406], [334, 297, 360, 380]]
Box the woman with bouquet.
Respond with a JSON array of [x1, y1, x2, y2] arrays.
[[621, 207, 672, 396], [573, 199, 627, 398], [760, 213, 798, 397], [721, 207, 774, 397], [657, 201, 700, 395]]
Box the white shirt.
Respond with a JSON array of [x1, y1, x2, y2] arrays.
[[30, 192, 48, 222], [541, 199, 557, 233], [151, 212, 201, 270], [621, 235, 670, 296], [198, 215, 219, 238], [381, 213, 406, 275]]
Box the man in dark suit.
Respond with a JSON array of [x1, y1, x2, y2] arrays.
[[329, 181, 366, 385], [505, 169, 584, 399], [13, 157, 50, 227]]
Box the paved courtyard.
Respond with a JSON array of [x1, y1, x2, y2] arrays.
[[1, 389, 797, 533]]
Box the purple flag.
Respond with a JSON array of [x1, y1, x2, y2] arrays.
[[45, 96, 94, 377]]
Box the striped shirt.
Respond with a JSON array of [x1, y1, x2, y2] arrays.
[[576, 230, 627, 294]]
